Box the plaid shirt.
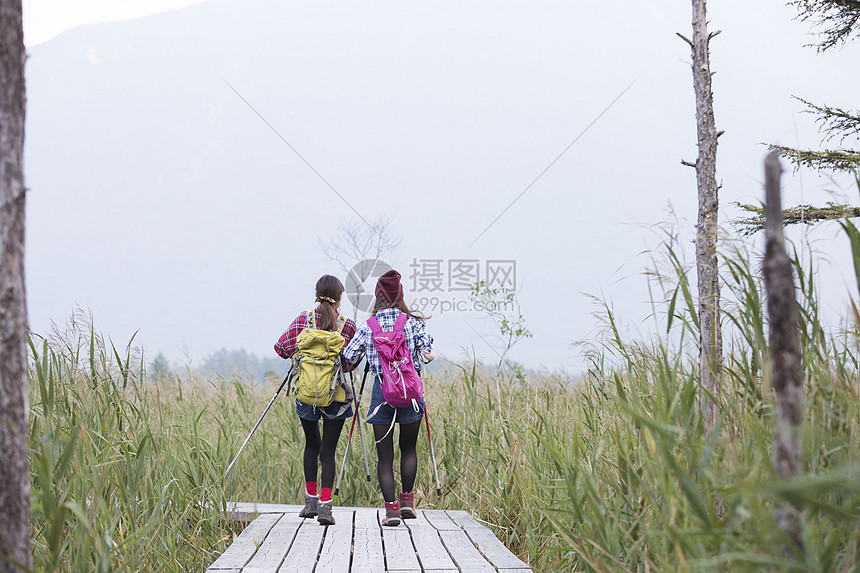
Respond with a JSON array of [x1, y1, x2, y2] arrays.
[[274, 307, 358, 372], [342, 308, 434, 378]]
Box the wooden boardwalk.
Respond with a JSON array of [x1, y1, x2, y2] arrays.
[[208, 502, 533, 573]]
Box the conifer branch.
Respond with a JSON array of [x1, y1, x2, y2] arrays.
[[788, 0, 860, 50]]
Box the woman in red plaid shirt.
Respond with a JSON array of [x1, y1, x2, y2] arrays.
[[274, 275, 357, 526]]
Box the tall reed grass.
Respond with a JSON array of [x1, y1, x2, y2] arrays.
[[28, 226, 860, 571], [530, 230, 860, 572]]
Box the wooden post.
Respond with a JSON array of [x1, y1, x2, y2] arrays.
[[679, 0, 723, 429], [0, 0, 31, 570], [763, 150, 804, 552]]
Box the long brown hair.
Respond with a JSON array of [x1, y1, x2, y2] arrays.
[[315, 275, 344, 331], [371, 298, 428, 321]]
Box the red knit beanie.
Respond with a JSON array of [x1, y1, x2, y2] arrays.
[[375, 270, 404, 302]]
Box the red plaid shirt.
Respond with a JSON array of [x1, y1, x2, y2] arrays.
[[274, 307, 358, 372]]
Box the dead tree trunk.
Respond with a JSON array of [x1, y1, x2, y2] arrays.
[[679, 0, 722, 429], [0, 0, 31, 571], [763, 151, 804, 552]]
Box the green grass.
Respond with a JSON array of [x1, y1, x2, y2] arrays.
[[28, 229, 860, 572]]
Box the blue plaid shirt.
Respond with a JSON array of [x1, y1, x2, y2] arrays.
[[343, 308, 434, 378]]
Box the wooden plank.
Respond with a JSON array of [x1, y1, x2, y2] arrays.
[[422, 510, 462, 531], [242, 513, 303, 573], [382, 528, 421, 572], [207, 513, 281, 570], [314, 509, 353, 573], [354, 507, 380, 529], [352, 523, 385, 572], [277, 520, 325, 573], [439, 530, 495, 573], [465, 527, 532, 571], [404, 513, 457, 571], [447, 510, 532, 570], [222, 502, 303, 521], [404, 510, 434, 528], [445, 510, 484, 530]]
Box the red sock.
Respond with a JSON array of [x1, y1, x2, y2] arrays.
[[320, 487, 333, 503], [306, 482, 318, 496]]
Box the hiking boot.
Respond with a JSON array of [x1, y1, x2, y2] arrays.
[[382, 501, 401, 527], [298, 494, 319, 518], [317, 502, 335, 525], [399, 492, 416, 519]]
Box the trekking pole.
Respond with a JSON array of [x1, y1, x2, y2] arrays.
[[223, 366, 293, 480], [424, 399, 443, 496], [335, 362, 372, 495], [355, 364, 372, 482]]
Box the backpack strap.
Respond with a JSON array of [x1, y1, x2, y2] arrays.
[[309, 309, 346, 334], [367, 316, 382, 335], [394, 312, 409, 332], [332, 315, 348, 383], [334, 315, 348, 383]]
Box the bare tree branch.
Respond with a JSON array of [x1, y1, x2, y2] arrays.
[[319, 215, 402, 321]]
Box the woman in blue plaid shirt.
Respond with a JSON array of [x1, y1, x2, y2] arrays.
[[343, 270, 434, 526]]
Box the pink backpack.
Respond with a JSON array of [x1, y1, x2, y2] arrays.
[[368, 313, 424, 409]]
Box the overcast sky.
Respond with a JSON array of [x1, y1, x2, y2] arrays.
[[23, 0, 206, 45]]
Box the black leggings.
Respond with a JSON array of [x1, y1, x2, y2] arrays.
[[373, 419, 422, 503], [300, 417, 346, 489]]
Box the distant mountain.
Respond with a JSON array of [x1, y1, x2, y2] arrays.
[[25, 0, 860, 373]]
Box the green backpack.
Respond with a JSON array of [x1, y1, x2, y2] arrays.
[[292, 309, 349, 407]]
